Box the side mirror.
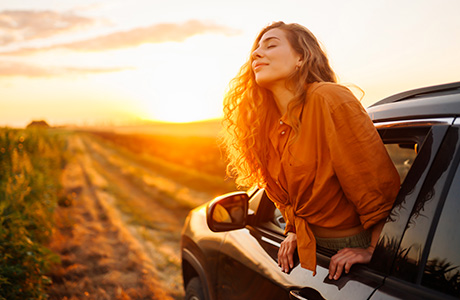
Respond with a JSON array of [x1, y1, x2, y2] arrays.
[[206, 191, 249, 232]]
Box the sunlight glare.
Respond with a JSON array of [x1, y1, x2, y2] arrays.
[[120, 35, 245, 123]]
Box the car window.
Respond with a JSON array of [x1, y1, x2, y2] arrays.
[[384, 143, 417, 184], [422, 160, 460, 298], [378, 127, 430, 184]]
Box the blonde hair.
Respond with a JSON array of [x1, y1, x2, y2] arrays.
[[221, 21, 337, 188]]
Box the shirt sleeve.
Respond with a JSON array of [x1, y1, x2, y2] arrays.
[[320, 86, 400, 229]]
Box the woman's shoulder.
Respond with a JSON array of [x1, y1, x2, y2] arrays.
[[306, 82, 360, 111], [308, 82, 354, 100]]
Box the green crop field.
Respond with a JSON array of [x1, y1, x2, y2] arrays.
[[0, 128, 67, 299]]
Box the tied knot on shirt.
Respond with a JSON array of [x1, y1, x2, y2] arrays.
[[283, 203, 318, 275]]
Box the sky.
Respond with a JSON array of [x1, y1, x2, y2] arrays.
[[0, 0, 459, 127]]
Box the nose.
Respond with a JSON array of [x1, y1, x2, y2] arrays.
[[252, 47, 263, 59]]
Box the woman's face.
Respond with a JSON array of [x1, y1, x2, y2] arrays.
[[251, 28, 302, 89]]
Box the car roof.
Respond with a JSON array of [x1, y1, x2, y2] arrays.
[[367, 81, 460, 122]]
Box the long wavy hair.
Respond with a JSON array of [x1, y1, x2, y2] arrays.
[[221, 21, 337, 188]]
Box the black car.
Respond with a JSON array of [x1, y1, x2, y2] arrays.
[[181, 81, 460, 300]]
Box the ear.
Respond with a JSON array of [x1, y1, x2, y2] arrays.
[[296, 57, 303, 68], [296, 60, 302, 68]]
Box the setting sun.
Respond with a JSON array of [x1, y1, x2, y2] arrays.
[[118, 36, 235, 123]]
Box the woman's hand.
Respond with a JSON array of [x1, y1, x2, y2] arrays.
[[329, 221, 384, 280], [328, 246, 374, 280], [278, 232, 297, 273]]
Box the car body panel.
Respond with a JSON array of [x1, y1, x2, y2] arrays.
[[367, 81, 460, 122], [368, 92, 460, 122]]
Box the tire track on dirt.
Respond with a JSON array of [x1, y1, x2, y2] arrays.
[[78, 134, 191, 299], [48, 135, 175, 300]]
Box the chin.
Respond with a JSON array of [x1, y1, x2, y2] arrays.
[[254, 76, 274, 89]]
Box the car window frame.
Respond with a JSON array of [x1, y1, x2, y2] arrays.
[[370, 119, 453, 274]]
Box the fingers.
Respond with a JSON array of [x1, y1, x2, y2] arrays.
[[278, 233, 297, 273], [288, 249, 294, 269], [328, 252, 351, 280], [330, 249, 359, 279], [277, 244, 285, 269], [328, 248, 372, 280], [278, 242, 291, 273]]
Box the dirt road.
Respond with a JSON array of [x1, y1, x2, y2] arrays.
[[47, 133, 212, 299]]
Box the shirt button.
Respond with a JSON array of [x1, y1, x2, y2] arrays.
[[279, 120, 283, 125], [281, 131, 285, 135]]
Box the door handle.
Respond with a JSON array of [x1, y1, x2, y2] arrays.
[[289, 287, 326, 300]]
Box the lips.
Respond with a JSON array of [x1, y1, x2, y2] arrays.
[[253, 61, 268, 71]]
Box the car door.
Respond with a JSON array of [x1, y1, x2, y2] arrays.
[[370, 119, 460, 300]]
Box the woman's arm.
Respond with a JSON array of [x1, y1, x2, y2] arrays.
[[317, 86, 398, 279]]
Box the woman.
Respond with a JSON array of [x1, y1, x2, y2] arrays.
[[221, 21, 400, 280]]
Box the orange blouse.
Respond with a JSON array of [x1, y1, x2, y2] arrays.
[[264, 82, 400, 274]]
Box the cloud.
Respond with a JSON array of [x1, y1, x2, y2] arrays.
[[0, 61, 132, 77], [67, 20, 239, 51], [0, 10, 96, 46], [0, 20, 240, 56]]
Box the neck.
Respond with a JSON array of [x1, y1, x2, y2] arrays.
[[270, 84, 296, 116]]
